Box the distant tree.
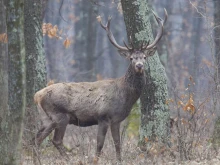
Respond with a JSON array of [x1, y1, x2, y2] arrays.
[[121, 0, 170, 150], [0, 0, 26, 164], [44, 0, 63, 81], [73, 1, 98, 81], [24, 0, 47, 141]]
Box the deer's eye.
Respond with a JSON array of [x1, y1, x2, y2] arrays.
[[143, 56, 146, 59], [130, 57, 133, 61]]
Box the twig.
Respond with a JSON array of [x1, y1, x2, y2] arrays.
[[59, 0, 69, 23], [189, 0, 206, 18]]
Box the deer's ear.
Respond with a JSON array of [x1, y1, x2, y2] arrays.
[[145, 46, 157, 57], [118, 50, 130, 58]]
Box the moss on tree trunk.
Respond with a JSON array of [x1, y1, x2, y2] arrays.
[[24, 0, 46, 141], [212, 0, 220, 147], [1, 0, 26, 164], [121, 0, 170, 150], [0, 0, 9, 163], [0, 0, 7, 122]]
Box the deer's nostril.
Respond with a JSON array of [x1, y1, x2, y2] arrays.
[[136, 63, 143, 69]]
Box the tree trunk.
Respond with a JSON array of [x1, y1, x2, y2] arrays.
[[73, 1, 98, 82], [214, 0, 220, 85], [212, 0, 220, 147], [1, 0, 26, 164], [24, 0, 46, 142], [187, 1, 203, 93], [0, 0, 7, 121], [121, 0, 170, 150], [85, 3, 98, 81], [0, 0, 9, 163]]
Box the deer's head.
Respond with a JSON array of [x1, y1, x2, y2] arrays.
[[100, 9, 167, 74]]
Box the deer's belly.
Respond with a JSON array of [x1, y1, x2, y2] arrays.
[[69, 117, 98, 127]]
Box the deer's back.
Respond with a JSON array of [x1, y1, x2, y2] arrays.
[[34, 79, 133, 125]]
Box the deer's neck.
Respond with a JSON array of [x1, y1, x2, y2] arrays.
[[122, 64, 145, 95]]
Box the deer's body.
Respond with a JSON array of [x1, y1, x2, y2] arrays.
[[33, 10, 167, 162], [35, 64, 143, 128]]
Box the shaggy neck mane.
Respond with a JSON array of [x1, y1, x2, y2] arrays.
[[121, 64, 145, 95]]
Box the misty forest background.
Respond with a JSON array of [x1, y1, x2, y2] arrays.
[[0, 0, 220, 164]]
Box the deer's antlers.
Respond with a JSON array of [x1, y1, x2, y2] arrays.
[[101, 8, 168, 51]]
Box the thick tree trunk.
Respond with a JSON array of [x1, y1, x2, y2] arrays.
[[214, 0, 220, 85], [24, 0, 46, 142], [1, 0, 26, 164], [0, 0, 9, 163], [121, 0, 170, 150], [0, 0, 7, 121], [212, 0, 220, 146]]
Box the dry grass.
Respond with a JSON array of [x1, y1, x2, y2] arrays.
[[22, 79, 220, 165], [22, 119, 220, 165]]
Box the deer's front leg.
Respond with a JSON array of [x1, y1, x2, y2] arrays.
[[111, 123, 121, 161], [96, 121, 108, 158]]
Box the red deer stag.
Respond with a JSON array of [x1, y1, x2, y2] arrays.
[[33, 9, 167, 162]]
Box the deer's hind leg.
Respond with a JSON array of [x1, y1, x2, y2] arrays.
[[52, 113, 70, 157], [33, 102, 57, 146], [34, 120, 56, 146]]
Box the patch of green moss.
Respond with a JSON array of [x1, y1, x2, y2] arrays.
[[127, 102, 140, 137]]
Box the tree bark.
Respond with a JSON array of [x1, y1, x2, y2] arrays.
[[1, 0, 26, 164], [212, 0, 220, 146], [24, 0, 46, 142], [121, 0, 170, 150], [214, 0, 220, 85], [0, 0, 9, 163], [0, 0, 7, 121]]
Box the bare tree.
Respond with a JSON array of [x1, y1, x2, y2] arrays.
[[73, 1, 98, 82]]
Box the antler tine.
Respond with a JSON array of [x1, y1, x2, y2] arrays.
[[100, 16, 128, 51], [143, 40, 150, 49], [100, 16, 110, 30], [141, 40, 144, 49], [163, 8, 168, 25], [123, 40, 133, 50], [145, 8, 168, 50], [146, 40, 150, 46], [129, 36, 135, 50]]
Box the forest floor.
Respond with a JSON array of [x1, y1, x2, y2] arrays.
[[22, 124, 220, 165]]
